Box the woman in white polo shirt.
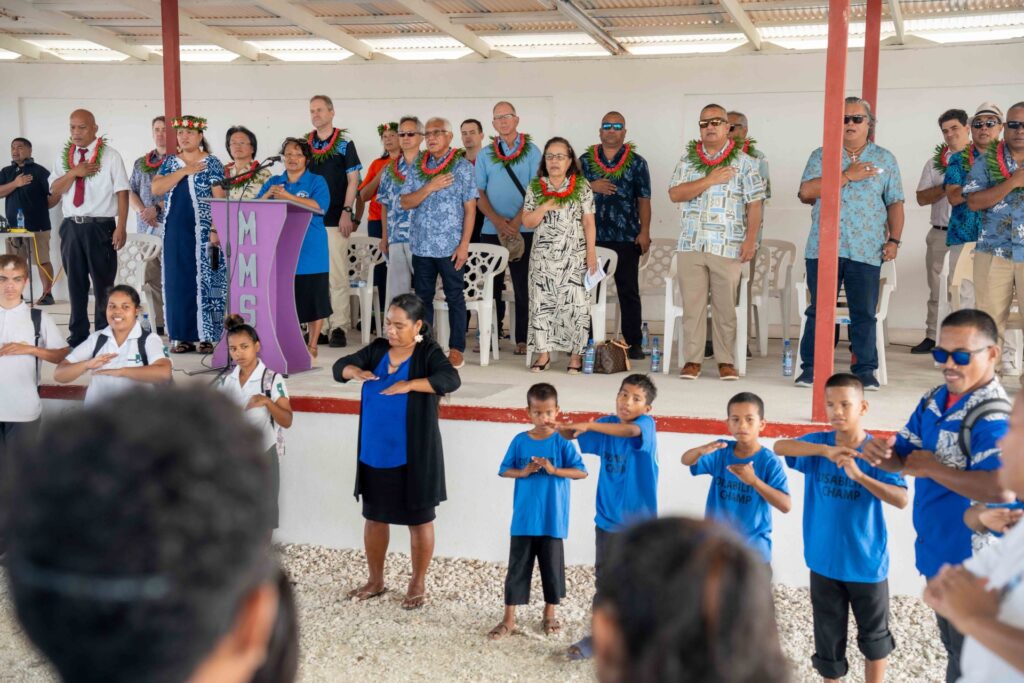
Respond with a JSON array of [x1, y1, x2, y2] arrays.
[[216, 314, 293, 529], [54, 284, 171, 405]]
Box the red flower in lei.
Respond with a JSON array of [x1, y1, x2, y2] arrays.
[[225, 161, 260, 187], [540, 174, 577, 199], [390, 156, 407, 182], [995, 141, 1013, 180], [143, 149, 163, 170], [419, 148, 457, 176], [696, 139, 735, 167], [592, 144, 631, 175], [492, 134, 525, 162], [308, 128, 341, 161]]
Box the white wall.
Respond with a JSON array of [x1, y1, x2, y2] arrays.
[[3, 41, 1023, 331]]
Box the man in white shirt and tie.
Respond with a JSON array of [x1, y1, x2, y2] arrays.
[[48, 109, 130, 345]]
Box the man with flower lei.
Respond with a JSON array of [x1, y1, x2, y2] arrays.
[[48, 108, 130, 346], [668, 103, 765, 382], [910, 108, 969, 355], [579, 111, 651, 360], [964, 101, 1024, 380], [306, 94, 362, 349], [399, 117, 477, 370], [377, 116, 423, 303], [129, 115, 169, 335]]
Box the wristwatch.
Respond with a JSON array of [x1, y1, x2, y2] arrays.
[[886, 238, 901, 247], [342, 206, 354, 217]]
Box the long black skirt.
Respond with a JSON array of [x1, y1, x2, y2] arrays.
[[359, 461, 436, 526]]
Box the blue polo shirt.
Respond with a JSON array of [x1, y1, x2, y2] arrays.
[[576, 414, 658, 532], [498, 432, 586, 539], [893, 381, 1008, 578], [257, 170, 330, 275], [787, 432, 907, 583], [475, 135, 542, 236], [690, 441, 789, 563]]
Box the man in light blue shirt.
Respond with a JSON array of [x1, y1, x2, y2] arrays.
[[475, 101, 542, 354]]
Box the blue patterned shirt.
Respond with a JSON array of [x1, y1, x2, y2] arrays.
[[129, 152, 168, 237], [400, 153, 477, 258], [801, 142, 904, 267], [944, 148, 984, 247], [964, 144, 1024, 262], [670, 147, 765, 259], [580, 146, 651, 243], [376, 157, 412, 245]]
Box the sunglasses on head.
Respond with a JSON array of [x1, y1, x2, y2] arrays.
[[844, 115, 867, 124], [931, 346, 990, 365], [1007, 121, 1024, 130], [699, 118, 727, 129], [972, 119, 1000, 129], [601, 122, 624, 131]]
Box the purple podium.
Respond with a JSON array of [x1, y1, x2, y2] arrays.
[[208, 198, 321, 375]]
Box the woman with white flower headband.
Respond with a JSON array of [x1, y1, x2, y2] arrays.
[[152, 115, 226, 355]]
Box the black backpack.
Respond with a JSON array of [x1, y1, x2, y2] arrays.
[[91, 329, 151, 366], [30, 307, 41, 385], [927, 386, 1011, 458]]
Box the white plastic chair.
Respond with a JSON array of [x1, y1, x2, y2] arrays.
[[751, 239, 796, 356], [795, 259, 897, 384], [434, 243, 509, 366], [608, 238, 676, 337], [116, 233, 162, 320], [661, 255, 750, 376], [346, 235, 385, 345]]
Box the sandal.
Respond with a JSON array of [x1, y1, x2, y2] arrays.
[[543, 618, 562, 636], [567, 363, 583, 375], [171, 341, 196, 354], [514, 342, 527, 356], [488, 622, 514, 640], [401, 593, 427, 610], [346, 586, 387, 601], [308, 344, 318, 359], [198, 342, 214, 354], [530, 358, 551, 373]]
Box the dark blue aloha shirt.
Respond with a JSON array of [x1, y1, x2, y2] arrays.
[[580, 146, 652, 243], [944, 147, 984, 247]]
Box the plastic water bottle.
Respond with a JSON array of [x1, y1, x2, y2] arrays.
[[782, 339, 794, 377], [583, 339, 596, 375], [16, 209, 25, 228], [650, 336, 662, 373], [641, 321, 650, 355], [141, 313, 152, 334]]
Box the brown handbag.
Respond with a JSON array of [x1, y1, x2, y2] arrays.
[[594, 339, 631, 374]]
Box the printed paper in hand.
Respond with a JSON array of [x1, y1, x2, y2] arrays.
[[585, 264, 607, 292]]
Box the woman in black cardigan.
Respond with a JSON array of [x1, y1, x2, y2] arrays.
[[333, 293, 461, 610]]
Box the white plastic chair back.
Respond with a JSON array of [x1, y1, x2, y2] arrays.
[[347, 235, 385, 344], [116, 233, 162, 319], [435, 243, 509, 365]]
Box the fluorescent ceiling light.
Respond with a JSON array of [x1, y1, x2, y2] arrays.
[[246, 39, 352, 61], [621, 33, 747, 55], [145, 44, 240, 62], [482, 32, 607, 58], [363, 36, 473, 61], [0, 48, 20, 60], [25, 39, 130, 62]]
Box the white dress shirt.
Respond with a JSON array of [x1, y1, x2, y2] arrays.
[[918, 158, 951, 228], [0, 303, 65, 422], [64, 320, 169, 406], [217, 360, 289, 451], [52, 138, 130, 218]]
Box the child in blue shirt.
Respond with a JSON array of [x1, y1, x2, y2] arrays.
[[489, 383, 587, 641], [683, 392, 791, 565], [775, 373, 909, 683], [554, 373, 659, 661]]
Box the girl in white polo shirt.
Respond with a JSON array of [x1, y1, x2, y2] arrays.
[[217, 314, 293, 529], [55, 285, 171, 406]]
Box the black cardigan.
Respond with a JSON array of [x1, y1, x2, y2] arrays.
[[333, 338, 461, 510]]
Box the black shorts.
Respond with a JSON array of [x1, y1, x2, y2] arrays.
[[504, 536, 565, 606], [294, 272, 332, 324], [810, 571, 896, 679]]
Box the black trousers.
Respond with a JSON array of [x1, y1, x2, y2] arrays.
[[367, 220, 388, 316], [593, 525, 618, 605], [60, 218, 116, 345], [504, 535, 565, 605], [936, 612, 965, 683], [480, 232, 532, 344], [810, 571, 896, 679], [597, 241, 643, 347]]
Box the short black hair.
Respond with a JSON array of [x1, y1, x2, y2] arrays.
[[280, 137, 312, 167], [825, 372, 864, 394], [107, 283, 141, 307], [942, 308, 999, 346], [595, 517, 787, 683], [527, 382, 558, 406], [727, 392, 764, 419], [3, 387, 274, 683], [11, 137, 31, 148], [226, 124, 258, 157], [621, 373, 657, 405], [151, 115, 165, 127], [938, 109, 968, 127], [460, 118, 483, 133]]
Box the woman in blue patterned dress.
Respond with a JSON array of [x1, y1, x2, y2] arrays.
[[152, 115, 226, 354]]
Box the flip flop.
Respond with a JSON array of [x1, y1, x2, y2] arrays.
[[543, 618, 562, 635], [514, 342, 527, 356], [488, 623, 514, 640], [567, 635, 594, 661], [401, 593, 427, 610], [198, 342, 214, 354], [171, 341, 196, 354], [346, 586, 387, 601]]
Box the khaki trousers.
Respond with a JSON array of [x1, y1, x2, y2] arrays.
[[676, 250, 742, 365], [974, 251, 1024, 352], [925, 227, 950, 339], [326, 226, 351, 331], [948, 243, 975, 310]]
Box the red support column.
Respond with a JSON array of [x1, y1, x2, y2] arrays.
[[863, 0, 882, 126], [161, 0, 181, 125], [811, 0, 850, 423]]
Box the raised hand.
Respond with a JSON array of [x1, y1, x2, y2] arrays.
[[707, 165, 736, 186], [978, 507, 1024, 534], [589, 179, 617, 196], [726, 462, 757, 485], [85, 352, 118, 370], [531, 456, 556, 475]]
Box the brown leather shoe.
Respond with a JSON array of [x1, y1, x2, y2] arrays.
[[448, 349, 465, 369], [679, 362, 701, 379], [718, 363, 739, 381]]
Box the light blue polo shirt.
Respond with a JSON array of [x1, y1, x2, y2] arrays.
[[475, 136, 542, 236]]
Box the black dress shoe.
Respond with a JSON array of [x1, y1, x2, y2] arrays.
[[318, 332, 329, 345], [35, 293, 55, 306], [156, 326, 165, 336], [329, 328, 347, 348], [628, 344, 646, 360], [910, 338, 935, 355]]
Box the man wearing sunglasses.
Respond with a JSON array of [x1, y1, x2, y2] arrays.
[[796, 97, 904, 391], [864, 309, 1011, 682], [580, 112, 652, 360], [964, 102, 1024, 384]]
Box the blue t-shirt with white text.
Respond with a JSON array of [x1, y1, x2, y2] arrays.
[[499, 432, 586, 539]]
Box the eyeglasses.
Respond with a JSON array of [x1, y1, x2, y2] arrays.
[[698, 118, 727, 129], [601, 122, 625, 131], [544, 153, 570, 161], [397, 132, 421, 138], [424, 129, 449, 138], [493, 113, 516, 122], [1006, 121, 1024, 130], [972, 119, 1000, 129], [931, 346, 990, 365], [844, 115, 867, 124]]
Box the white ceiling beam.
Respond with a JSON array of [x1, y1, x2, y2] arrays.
[[717, 0, 762, 49], [253, 0, 375, 60], [388, 0, 491, 57], [555, 0, 625, 55], [887, 0, 905, 43], [0, 0, 153, 59], [0, 32, 40, 57], [116, 0, 261, 61]]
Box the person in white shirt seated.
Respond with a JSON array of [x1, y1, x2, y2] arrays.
[[216, 314, 293, 529], [54, 284, 171, 405], [926, 391, 1024, 682], [0, 254, 69, 457]]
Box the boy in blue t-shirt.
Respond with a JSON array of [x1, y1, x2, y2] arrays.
[[554, 373, 659, 661], [775, 373, 909, 683], [489, 383, 587, 641], [683, 392, 791, 565]]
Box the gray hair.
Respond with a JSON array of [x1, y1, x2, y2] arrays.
[[727, 111, 748, 128], [845, 96, 876, 134], [399, 115, 423, 134], [426, 117, 452, 133]]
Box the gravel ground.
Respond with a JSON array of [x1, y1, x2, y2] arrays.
[[0, 543, 947, 682]]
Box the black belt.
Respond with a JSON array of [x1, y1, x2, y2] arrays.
[[933, 225, 948, 231], [64, 216, 114, 224]]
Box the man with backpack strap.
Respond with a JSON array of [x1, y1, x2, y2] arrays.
[[864, 308, 1014, 683]]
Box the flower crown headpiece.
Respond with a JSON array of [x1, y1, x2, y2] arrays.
[[377, 121, 400, 137], [172, 115, 208, 131]]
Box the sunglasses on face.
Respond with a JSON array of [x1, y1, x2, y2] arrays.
[[1007, 121, 1024, 130], [601, 122, 625, 131], [729, 124, 743, 132], [931, 346, 990, 365], [698, 118, 727, 129], [397, 132, 421, 138], [844, 115, 867, 124], [544, 153, 570, 161], [972, 119, 1000, 129]]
